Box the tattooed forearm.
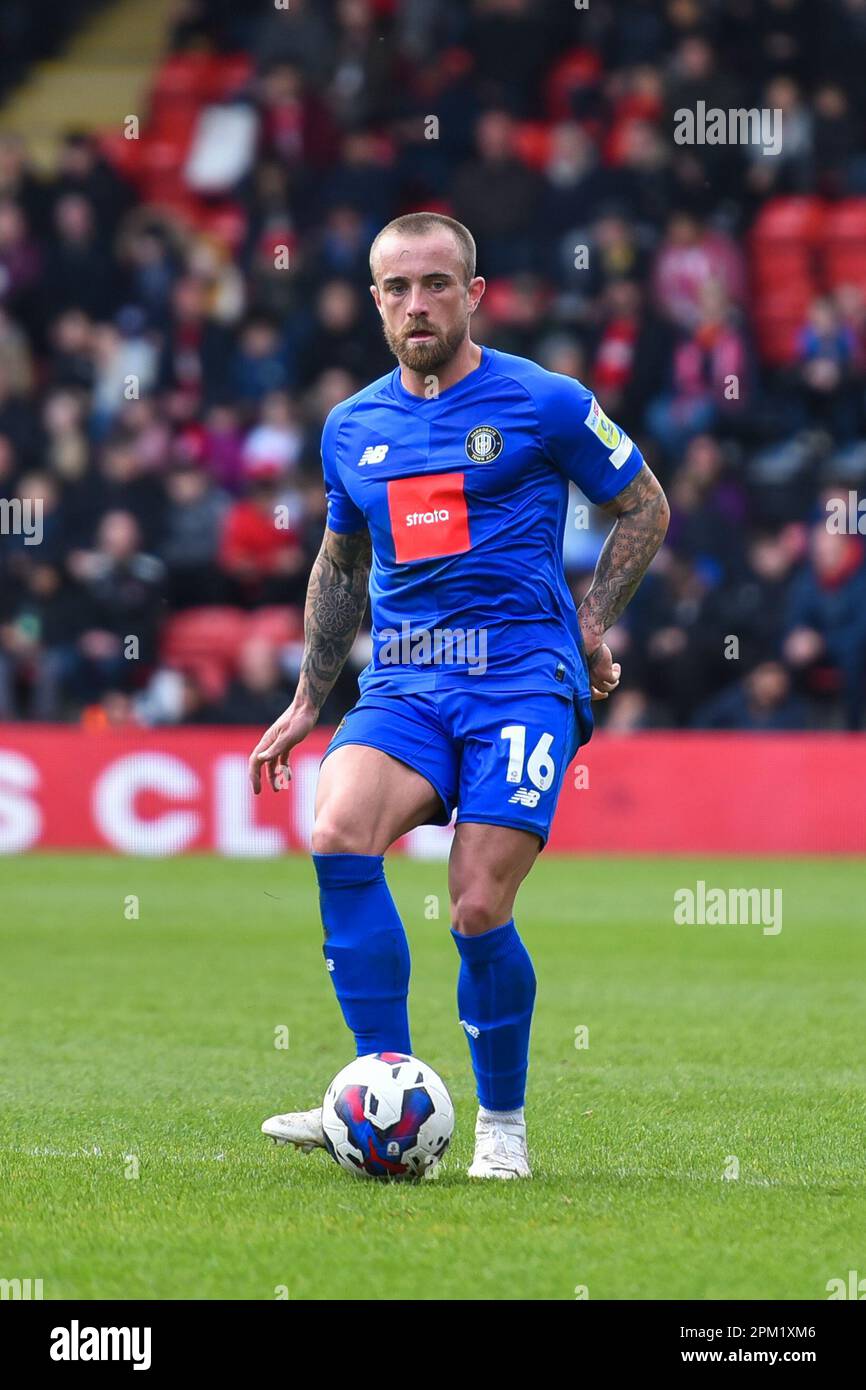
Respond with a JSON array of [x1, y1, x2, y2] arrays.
[[297, 526, 372, 712], [578, 464, 669, 655]]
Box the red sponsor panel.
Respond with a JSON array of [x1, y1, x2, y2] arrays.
[[0, 726, 864, 855], [548, 732, 866, 855], [387, 472, 471, 563], [0, 725, 331, 856]]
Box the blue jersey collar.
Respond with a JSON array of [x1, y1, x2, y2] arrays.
[[389, 344, 494, 405]]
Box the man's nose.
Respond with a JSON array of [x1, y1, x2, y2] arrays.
[[406, 289, 430, 316]]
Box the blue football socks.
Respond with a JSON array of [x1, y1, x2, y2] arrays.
[[313, 852, 411, 1055], [451, 919, 536, 1111]]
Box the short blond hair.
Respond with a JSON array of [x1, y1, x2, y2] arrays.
[[369, 212, 476, 287]]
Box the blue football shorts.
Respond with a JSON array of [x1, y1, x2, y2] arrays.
[[321, 686, 583, 847]]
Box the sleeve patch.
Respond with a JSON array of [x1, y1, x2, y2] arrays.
[[584, 395, 632, 465], [609, 434, 634, 469]]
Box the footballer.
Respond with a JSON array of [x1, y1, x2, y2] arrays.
[[249, 213, 669, 1178]]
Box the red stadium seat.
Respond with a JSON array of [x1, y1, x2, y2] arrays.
[[207, 53, 254, 100], [544, 48, 603, 122], [751, 241, 815, 285], [151, 53, 215, 105], [821, 200, 866, 292], [753, 279, 813, 316], [245, 607, 304, 647], [192, 203, 248, 253], [750, 196, 826, 245], [749, 199, 825, 361], [753, 313, 801, 366], [160, 607, 248, 699], [823, 198, 866, 242], [825, 248, 866, 294], [513, 123, 552, 170]]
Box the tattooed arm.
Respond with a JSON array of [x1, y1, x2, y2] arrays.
[[298, 526, 372, 713], [249, 526, 371, 792], [578, 464, 669, 699]]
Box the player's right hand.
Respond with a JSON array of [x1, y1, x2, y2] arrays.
[[248, 700, 319, 795], [587, 642, 621, 700]]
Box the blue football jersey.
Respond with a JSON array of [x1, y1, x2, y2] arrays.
[[320, 346, 644, 734]]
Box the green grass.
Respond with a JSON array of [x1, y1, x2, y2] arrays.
[[1, 853, 864, 1300]]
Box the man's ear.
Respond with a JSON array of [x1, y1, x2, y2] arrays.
[[370, 283, 382, 317]]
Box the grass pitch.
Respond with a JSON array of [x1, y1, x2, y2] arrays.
[[1, 852, 864, 1300]]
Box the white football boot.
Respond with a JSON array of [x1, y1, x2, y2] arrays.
[[261, 1106, 326, 1153], [467, 1108, 531, 1179]]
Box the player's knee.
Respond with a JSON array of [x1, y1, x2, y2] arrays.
[[310, 812, 369, 856], [451, 886, 506, 936]]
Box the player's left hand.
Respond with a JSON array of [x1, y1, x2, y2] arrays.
[[586, 642, 621, 700]]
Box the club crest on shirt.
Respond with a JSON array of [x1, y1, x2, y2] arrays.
[[465, 425, 503, 463]]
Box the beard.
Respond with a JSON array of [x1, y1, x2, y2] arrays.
[[382, 314, 469, 372]]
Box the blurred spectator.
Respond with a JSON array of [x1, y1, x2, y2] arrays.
[[62, 510, 165, 705], [647, 282, 749, 455], [242, 391, 303, 475], [157, 274, 232, 409], [591, 278, 673, 432], [298, 280, 386, 387], [51, 131, 133, 237], [203, 636, 293, 725], [90, 314, 159, 439], [450, 110, 544, 277], [0, 198, 41, 332], [46, 308, 94, 391], [117, 219, 180, 331], [664, 434, 748, 577], [256, 61, 339, 171], [42, 193, 119, 322], [159, 463, 229, 608], [0, 561, 84, 719], [230, 315, 290, 403], [652, 213, 746, 332], [693, 660, 808, 730], [218, 472, 306, 606], [784, 524, 866, 729], [42, 388, 89, 483], [745, 77, 813, 198], [794, 297, 859, 438]]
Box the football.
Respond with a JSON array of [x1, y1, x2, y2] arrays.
[[322, 1051, 455, 1180]]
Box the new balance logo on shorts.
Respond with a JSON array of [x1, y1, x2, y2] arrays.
[[460, 1019, 480, 1038], [508, 787, 541, 807], [358, 444, 389, 465]]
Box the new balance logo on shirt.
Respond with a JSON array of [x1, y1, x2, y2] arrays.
[[358, 444, 390, 465]]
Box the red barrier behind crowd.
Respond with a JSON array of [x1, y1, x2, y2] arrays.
[[0, 725, 862, 857]]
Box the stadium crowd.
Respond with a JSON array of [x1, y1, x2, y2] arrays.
[[2, 0, 866, 731]]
